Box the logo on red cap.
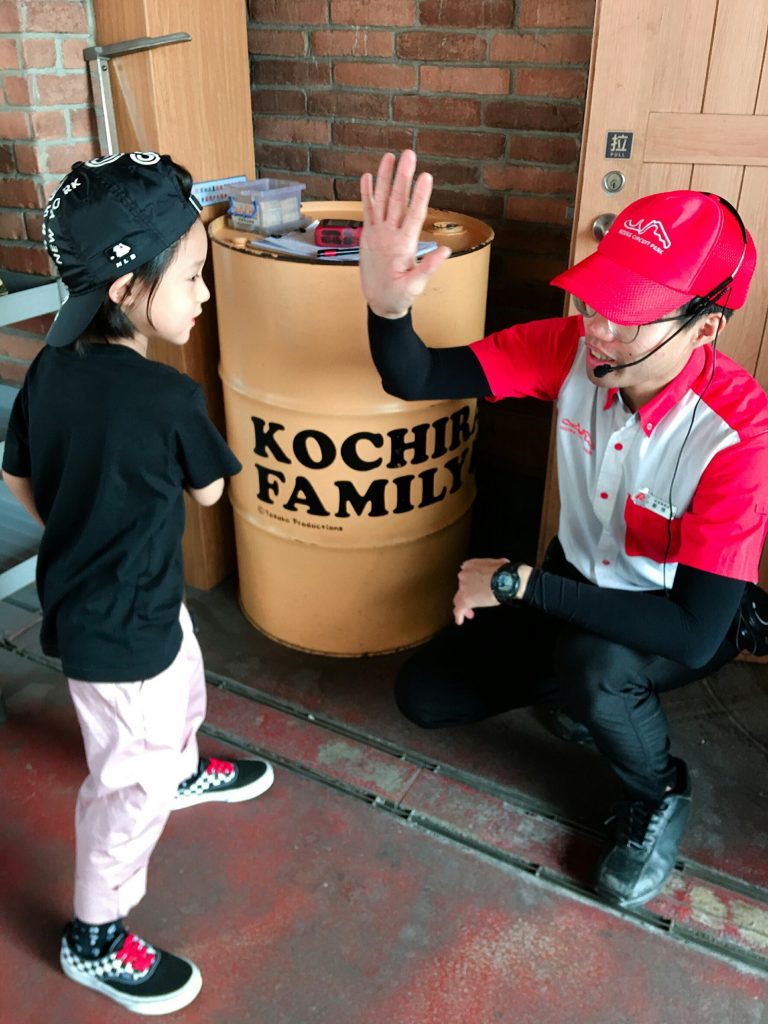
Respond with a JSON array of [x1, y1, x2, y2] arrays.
[[621, 218, 672, 252]]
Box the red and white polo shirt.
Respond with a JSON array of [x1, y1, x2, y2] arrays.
[[471, 315, 768, 589]]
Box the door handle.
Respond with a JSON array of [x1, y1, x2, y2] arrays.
[[592, 213, 616, 241]]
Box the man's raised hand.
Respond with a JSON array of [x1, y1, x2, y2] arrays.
[[359, 149, 452, 319]]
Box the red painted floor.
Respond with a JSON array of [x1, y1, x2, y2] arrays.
[[2, 579, 768, 1024]]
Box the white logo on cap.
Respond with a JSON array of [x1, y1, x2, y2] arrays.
[[85, 152, 161, 167], [108, 241, 137, 268], [621, 218, 672, 252]]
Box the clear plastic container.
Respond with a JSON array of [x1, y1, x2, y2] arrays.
[[226, 179, 306, 233]]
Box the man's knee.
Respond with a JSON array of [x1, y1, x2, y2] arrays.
[[394, 666, 443, 729], [553, 630, 652, 715]]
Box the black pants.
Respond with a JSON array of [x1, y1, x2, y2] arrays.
[[395, 545, 738, 802]]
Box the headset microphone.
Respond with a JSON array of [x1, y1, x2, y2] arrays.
[[592, 320, 693, 378]]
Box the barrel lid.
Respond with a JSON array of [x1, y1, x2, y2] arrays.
[[209, 201, 494, 260]]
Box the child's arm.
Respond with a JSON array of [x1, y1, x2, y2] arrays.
[[2, 469, 44, 526], [186, 477, 225, 506]]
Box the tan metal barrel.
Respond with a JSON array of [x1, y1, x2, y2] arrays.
[[210, 201, 493, 655]]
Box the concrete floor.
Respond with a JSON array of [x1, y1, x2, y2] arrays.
[[2, 574, 768, 1024]]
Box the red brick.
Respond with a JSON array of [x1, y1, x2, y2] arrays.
[[61, 38, 88, 69], [248, 0, 327, 24], [397, 32, 486, 62], [308, 91, 389, 119], [253, 142, 309, 172], [22, 37, 56, 67], [518, 0, 596, 28], [252, 58, 330, 87], [420, 0, 514, 28], [0, 243, 51, 275], [248, 29, 306, 56], [485, 164, 576, 193], [485, 99, 582, 132], [508, 133, 580, 165], [14, 143, 41, 174], [70, 106, 97, 139], [421, 66, 510, 95], [419, 128, 505, 160], [312, 29, 392, 57], [504, 193, 571, 223], [253, 116, 329, 144], [414, 160, 479, 186], [310, 149, 394, 178], [25, 210, 44, 242], [0, 110, 31, 140], [332, 122, 413, 151], [330, 0, 416, 26], [25, 1, 88, 33], [490, 31, 592, 64], [32, 109, 67, 139], [0, 331, 45, 362], [0, 211, 27, 240], [10, 312, 55, 335], [36, 73, 90, 106], [1, 177, 42, 208], [250, 89, 306, 114], [0, 144, 14, 172], [394, 95, 481, 127], [335, 177, 369, 201], [0, 37, 19, 68], [4, 74, 31, 105], [0, 0, 20, 31], [0, 329, 45, 366], [429, 187, 504, 220], [45, 140, 98, 174], [516, 67, 587, 99], [333, 62, 416, 90]]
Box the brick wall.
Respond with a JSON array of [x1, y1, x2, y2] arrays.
[[1, 0, 594, 539], [0, 0, 97, 383], [247, 0, 595, 334]]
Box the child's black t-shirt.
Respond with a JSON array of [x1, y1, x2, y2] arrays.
[[2, 344, 242, 682]]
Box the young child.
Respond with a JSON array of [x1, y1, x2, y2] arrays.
[[1, 152, 274, 1015]]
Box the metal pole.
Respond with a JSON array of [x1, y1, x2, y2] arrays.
[[83, 34, 192, 156]]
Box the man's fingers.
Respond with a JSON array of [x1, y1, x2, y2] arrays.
[[385, 149, 417, 226], [371, 152, 396, 221]]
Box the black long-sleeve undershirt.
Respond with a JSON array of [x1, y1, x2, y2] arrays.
[[368, 307, 745, 667]]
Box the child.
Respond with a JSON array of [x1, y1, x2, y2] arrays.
[[2, 152, 274, 1015]]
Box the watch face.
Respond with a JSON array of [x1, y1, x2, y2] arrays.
[[492, 564, 520, 600]]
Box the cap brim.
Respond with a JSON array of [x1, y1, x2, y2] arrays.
[[550, 250, 696, 324], [46, 287, 107, 347]]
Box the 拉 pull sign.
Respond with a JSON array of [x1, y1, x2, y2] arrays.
[[605, 131, 633, 159]]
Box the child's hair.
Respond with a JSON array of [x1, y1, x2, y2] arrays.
[[75, 159, 194, 354]]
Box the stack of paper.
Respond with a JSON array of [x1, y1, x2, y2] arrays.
[[247, 231, 438, 263]]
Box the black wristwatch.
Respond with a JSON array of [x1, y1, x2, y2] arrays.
[[490, 562, 522, 605]]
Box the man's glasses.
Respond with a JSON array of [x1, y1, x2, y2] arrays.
[[572, 296, 684, 344]]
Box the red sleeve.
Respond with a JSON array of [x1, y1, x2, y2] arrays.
[[677, 436, 768, 581], [470, 315, 582, 401]]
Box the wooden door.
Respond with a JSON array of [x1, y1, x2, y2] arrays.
[[538, 0, 768, 592], [91, 0, 256, 589]]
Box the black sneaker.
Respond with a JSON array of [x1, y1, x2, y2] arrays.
[[594, 760, 691, 908], [173, 756, 274, 809], [60, 924, 201, 1015]]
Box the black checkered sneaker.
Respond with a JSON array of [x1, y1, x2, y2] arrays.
[[60, 925, 201, 1015], [173, 756, 274, 809]]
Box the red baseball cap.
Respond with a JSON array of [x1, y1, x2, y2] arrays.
[[551, 190, 756, 323]]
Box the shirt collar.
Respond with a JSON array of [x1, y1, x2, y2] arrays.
[[602, 346, 708, 436]]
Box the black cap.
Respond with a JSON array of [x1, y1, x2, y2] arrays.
[[43, 152, 201, 348]]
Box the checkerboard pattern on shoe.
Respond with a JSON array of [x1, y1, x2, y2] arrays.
[[173, 756, 274, 809], [60, 925, 202, 1015]]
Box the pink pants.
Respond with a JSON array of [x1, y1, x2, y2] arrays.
[[67, 604, 206, 924]]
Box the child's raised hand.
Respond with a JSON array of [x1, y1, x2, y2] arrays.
[[359, 150, 451, 319]]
